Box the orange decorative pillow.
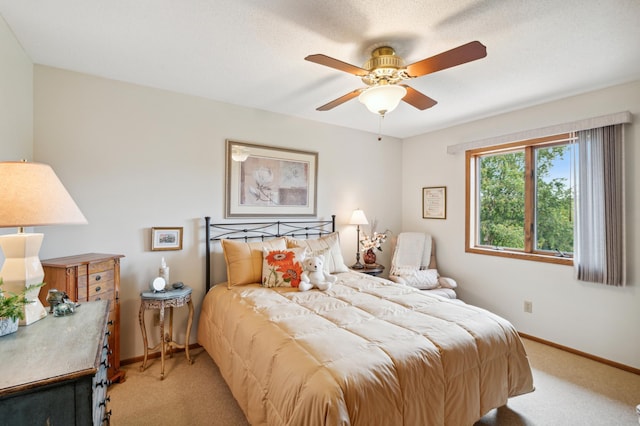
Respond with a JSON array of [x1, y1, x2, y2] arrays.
[[221, 237, 287, 288], [262, 247, 306, 288]]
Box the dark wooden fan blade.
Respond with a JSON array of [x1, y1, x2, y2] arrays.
[[316, 89, 363, 111], [405, 41, 487, 77], [401, 85, 438, 110], [305, 54, 369, 76]]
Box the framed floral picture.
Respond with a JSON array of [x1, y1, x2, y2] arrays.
[[151, 227, 183, 251], [225, 140, 318, 217]]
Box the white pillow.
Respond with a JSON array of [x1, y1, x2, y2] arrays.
[[401, 269, 440, 290], [286, 232, 349, 273]]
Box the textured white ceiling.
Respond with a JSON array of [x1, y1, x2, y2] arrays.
[[1, 0, 639, 138]]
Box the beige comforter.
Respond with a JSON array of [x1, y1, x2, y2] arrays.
[[197, 272, 534, 426]]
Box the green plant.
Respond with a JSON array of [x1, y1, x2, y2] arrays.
[[0, 278, 45, 321]]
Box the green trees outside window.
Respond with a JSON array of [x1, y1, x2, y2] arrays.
[[479, 151, 526, 249], [469, 134, 575, 263], [534, 145, 574, 254]]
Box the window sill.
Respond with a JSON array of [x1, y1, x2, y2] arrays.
[[466, 246, 573, 266]]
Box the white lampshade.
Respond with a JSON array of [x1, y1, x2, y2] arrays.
[[0, 161, 87, 325], [358, 85, 407, 115], [349, 209, 369, 226], [0, 161, 87, 227]]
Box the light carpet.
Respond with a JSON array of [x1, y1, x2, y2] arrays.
[[109, 338, 640, 425]]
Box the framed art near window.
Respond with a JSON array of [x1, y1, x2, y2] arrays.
[[151, 227, 183, 251], [225, 140, 318, 217], [423, 187, 446, 219]]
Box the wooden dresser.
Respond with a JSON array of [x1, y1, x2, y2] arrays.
[[0, 300, 112, 425], [40, 253, 125, 383]]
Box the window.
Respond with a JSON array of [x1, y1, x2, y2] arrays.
[[466, 134, 575, 265]]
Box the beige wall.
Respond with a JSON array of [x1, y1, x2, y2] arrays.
[[402, 80, 640, 369], [0, 16, 32, 240], [32, 65, 402, 360], [0, 16, 32, 161]]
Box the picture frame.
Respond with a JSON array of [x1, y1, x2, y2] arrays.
[[422, 186, 447, 219], [151, 227, 183, 251], [225, 140, 318, 217]]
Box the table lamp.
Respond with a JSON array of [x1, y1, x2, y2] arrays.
[[349, 209, 369, 269], [0, 161, 87, 325]]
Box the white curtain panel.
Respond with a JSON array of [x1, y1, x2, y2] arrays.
[[574, 124, 625, 286]]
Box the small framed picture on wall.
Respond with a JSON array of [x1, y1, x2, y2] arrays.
[[422, 187, 446, 219], [151, 227, 183, 251]]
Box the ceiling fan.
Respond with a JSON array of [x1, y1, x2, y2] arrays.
[[305, 41, 487, 116]]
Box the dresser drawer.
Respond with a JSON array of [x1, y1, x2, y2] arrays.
[[78, 268, 114, 301], [77, 260, 115, 277], [89, 279, 114, 302], [88, 268, 114, 287]]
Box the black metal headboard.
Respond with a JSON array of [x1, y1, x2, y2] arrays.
[[204, 215, 336, 292]]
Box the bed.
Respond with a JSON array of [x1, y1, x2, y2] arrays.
[[197, 217, 534, 426]]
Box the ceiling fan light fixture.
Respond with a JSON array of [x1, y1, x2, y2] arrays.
[[358, 84, 407, 116]]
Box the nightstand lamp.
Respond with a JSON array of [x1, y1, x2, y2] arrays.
[[0, 161, 87, 325], [349, 209, 369, 269]]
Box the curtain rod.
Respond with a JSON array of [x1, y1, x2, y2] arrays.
[[447, 111, 633, 154]]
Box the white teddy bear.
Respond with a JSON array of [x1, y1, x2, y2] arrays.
[[299, 256, 337, 292]]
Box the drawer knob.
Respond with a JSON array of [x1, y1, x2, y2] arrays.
[[95, 286, 101, 292], [96, 275, 102, 281]]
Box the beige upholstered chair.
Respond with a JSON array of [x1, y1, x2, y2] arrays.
[[388, 232, 458, 299]]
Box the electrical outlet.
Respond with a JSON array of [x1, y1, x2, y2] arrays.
[[524, 301, 533, 313]]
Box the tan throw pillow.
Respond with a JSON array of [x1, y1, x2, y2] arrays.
[[262, 247, 306, 288], [222, 237, 287, 288], [286, 232, 349, 273]]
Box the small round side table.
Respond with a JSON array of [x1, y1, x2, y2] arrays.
[[138, 285, 194, 379]]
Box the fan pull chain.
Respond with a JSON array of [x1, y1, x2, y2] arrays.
[[377, 114, 384, 141]]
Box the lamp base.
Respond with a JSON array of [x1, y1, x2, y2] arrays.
[[0, 232, 48, 325], [20, 299, 48, 325], [351, 252, 365, 269]]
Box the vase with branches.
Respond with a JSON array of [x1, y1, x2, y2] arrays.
[[359, 219, 390, 266]]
